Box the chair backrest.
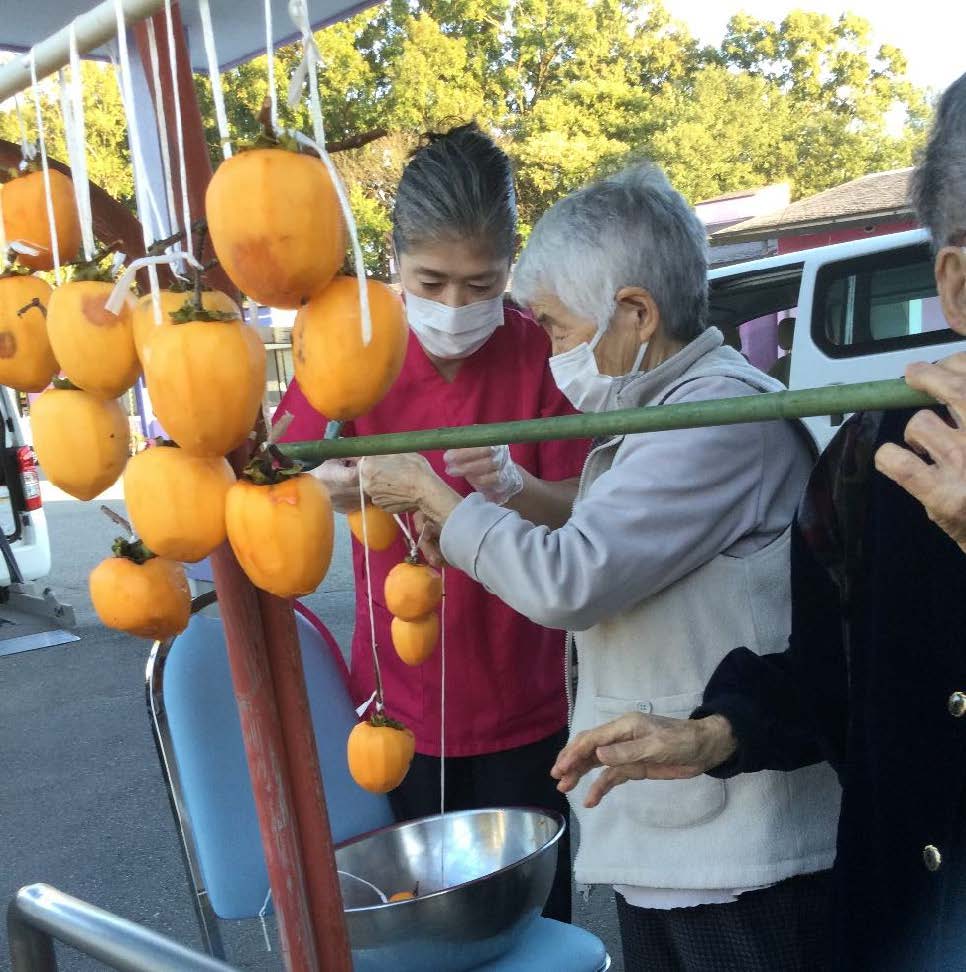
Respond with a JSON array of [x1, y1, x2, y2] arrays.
[[148, 608, 393, 920]]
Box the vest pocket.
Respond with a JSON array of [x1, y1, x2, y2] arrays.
[[592, 693, 728, 830]]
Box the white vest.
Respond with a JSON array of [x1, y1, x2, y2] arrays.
[[570, 338, 842, 890]]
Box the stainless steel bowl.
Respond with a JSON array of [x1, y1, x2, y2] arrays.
[[336, 806, 564, 972]]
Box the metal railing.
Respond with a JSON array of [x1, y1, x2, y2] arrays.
[[7, 884, 237, 972]]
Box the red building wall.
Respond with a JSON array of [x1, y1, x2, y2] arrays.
[[777, 219, 918, 254]]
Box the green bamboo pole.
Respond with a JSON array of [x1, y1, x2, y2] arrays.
[[278, 378, 935, 462]]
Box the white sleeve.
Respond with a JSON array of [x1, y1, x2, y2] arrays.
[[440, 382, 775, 631]]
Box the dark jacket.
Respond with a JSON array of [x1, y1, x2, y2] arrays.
[[696, 408, 966, 971]]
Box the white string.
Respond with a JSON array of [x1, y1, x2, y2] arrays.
[[198, 0, 233, 159], [264, 0, 279, 133], [145, 20, 178, 248], [439, 567, 446, 890], [28, 52, 63, 283], [257, 888, 272, 952], [14, 95, 34, 163], [106, 251, 205, 315], [66, 26, 96, 261], [111, 2, 162, 312], [290, 132, 371, 346], [287, 0, 372, 346], [357, 459, 384, 714], [163, 0, 194, 262], [338, 870, 388, 904]]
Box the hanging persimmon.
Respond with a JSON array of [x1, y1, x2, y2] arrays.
[[46, 279, 139, 399], [384, 557, 443, 621], [1, 168, 81, 271], [0, 273, 57, 392], [123, 442, 235, 563], [347, 714, 416, 794], [143, 297, 264, 458], [89, 537, 190, 640], [391, 612, 439, 667], [347, 504, 399, 551], [132, 287, 239, 365], [205, 129, 346, 309], [293, 276, 407, 421], [32, 382, 129, 500], [225, 446, 334, 598]]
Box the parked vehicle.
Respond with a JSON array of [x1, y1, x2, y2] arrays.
[[708, 229, 965, 450], [0, 385, 49, 589]]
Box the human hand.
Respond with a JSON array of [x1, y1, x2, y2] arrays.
[[359, 454, 462, 524], [310, 459, 361, 514], [443, 446, 524, 506], [551, 712, 736, 808], [875, 353, 966, 554], [412, 511, 447, 569]]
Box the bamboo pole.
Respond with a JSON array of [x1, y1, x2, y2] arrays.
[[279, 378, 935, 462]]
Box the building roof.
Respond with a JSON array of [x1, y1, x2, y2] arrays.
[[711, 168, 914, 244]]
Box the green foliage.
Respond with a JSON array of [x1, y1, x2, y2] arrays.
[[0, 4, 934, 274]]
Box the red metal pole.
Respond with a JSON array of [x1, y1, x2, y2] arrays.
[[259, 592, 354, 968], [209, 544, 320, 970], [134, 10, 351, 969]]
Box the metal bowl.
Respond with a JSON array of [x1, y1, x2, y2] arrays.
[[336, 806, 564, 972]]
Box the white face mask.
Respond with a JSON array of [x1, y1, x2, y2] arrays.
[[405, 292, 504, 360], [549, 331, 647, 413]]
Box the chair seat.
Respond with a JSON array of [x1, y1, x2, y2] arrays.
[[478, 917, 608, 971]]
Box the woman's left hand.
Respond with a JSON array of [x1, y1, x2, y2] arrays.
[[875, 354, 966, 554], [360, 454, 463, 522]]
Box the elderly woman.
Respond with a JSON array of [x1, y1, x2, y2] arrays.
[[362, 163, 841, 971], [552, 74, 966, 971]]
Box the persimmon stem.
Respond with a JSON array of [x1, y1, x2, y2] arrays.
[[17, 297, 45, 318], [100, 505, 133, 536]]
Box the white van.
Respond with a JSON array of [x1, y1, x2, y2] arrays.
[[708, 229, 966, 451], [0, 385, 50, 588]]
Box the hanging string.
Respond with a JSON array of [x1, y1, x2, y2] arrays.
[[264, 0, 279, 133], [257, 888, 272, 952], [145, 20, 178, 249], [14, 95, 34, 163], [66, 26, 96, 261], [439, 566, 447, 889], [198, 0, 233, 160], [106, 251, 206, 316], [28, 51, 63, 284], [287, 0, 372, 346], [163, 0, 194, 262], [357, 459, 384, 714], [112, 0, 162, 312]]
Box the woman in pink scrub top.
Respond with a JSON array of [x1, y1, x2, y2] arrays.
[[276, 123, 588, 922]]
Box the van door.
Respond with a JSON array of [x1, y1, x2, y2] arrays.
[[791, 241, 966, 450]]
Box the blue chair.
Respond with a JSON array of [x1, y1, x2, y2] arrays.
[[146, 594, 609, 970]]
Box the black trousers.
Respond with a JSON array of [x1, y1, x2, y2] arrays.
[[615, 869, 833, 972], [389, 728, 572, 924]]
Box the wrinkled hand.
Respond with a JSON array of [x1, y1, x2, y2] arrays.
[[551, 713, 736, 808], [310, 459, 360, 514], [413, 511, 447, 569], [875, 354, 966, 554], [444, 446, 524, 506], [358, 454, 437, 515]]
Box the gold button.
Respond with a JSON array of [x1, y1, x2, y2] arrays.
[[923, 845, 942, 872], [949, 693, 966, 718]]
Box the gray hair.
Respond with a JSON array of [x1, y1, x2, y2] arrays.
[[513, 163, 709, 342], [392, 122, 517, 260], [912, 71, 966, 248]]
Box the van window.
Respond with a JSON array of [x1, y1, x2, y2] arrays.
[[814, 243, 955, 358]]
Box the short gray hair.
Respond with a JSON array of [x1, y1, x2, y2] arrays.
[[513, 163, 709, 342], [912, 71, 966, 248]]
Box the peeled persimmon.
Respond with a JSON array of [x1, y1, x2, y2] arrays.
[[293, 277, 407, 421], [347, 504, 399, 551], [384, 559, 442, 621], [347, 714, 415, 794], [1, 169, 81, 271], [0, 274, 56, 392], [391, 613, 439, 666], [133, 288, 239, 364]]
